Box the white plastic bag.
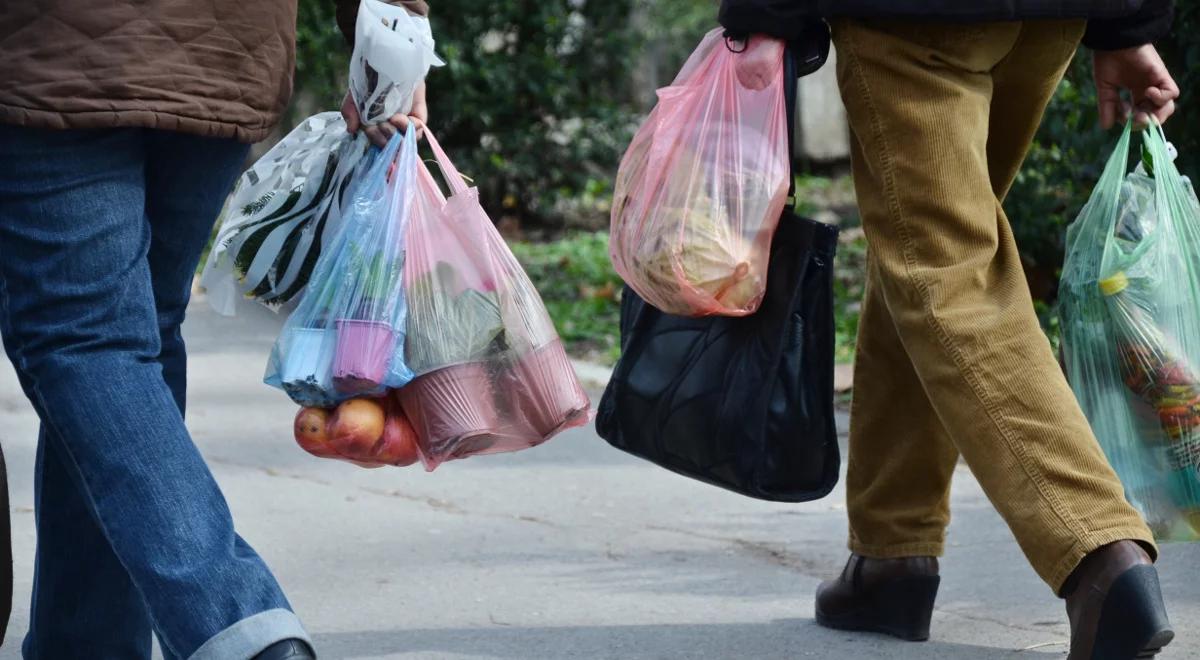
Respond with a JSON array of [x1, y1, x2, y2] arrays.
[[348, 0, 444, 125], [201, 112, 372, 315]]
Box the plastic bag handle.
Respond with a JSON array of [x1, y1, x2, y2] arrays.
[[409, 118, 471, 197], [415, 151, 448, 209], [1143, 118, 1199, 249], [384, 121, 419, 208], [1092, 122, 1135, 264], [1144, 118, 1183, 186]]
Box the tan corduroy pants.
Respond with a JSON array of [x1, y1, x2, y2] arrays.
[[831, 18, 1156, 592]]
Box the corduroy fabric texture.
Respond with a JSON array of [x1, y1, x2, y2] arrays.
[[832, 18, 1156, 593]]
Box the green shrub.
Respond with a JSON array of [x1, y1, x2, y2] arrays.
[[288, 0, 726, 232], [291, 0, 353, 119], [421, 2, 639, 228]]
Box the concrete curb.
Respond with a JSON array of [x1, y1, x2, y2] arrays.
[[834, 363, 854, 393]]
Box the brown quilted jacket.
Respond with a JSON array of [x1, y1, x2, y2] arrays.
[[0, 1, 428, 143]]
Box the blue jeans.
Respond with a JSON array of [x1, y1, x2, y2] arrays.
[[0, 125, 312, 659]]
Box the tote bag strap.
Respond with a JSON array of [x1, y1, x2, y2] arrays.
[[0, 442, 10, 643], [772, 19, 830, 207], [784, 38, 798, 202]]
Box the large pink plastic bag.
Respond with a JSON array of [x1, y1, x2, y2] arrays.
[[610, 30, 790, 317], [397, 126, 591, 469], [264, 127, 417, 407]]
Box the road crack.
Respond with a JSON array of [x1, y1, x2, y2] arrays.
[[938, 607, 1068, 640], [643, 523, 839, 578], [208, 455, 559, 528]]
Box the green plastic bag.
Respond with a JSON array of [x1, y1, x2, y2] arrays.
[[1060, 122, 1200, 542]]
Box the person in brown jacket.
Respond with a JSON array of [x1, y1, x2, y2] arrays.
[[0, 1, 428, 658]]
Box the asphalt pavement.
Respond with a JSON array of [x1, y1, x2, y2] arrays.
[[0, 295, 1195, 659]]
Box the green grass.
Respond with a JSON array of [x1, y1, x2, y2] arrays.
[[794, 174, 859, 227], [833, 231, 867, 364], [201, 226, 867, 367]]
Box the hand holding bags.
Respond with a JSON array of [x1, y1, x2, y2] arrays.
[[202, 3, 444, 315], [348, 0, 444, 125]]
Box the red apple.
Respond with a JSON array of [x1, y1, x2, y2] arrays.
[[376, 404, 421, 467], [294, 407, 339, 458], [329, 398, 386, 461]]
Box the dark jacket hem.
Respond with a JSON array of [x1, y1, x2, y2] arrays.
[[0, 104, 275, 143], [1083, 0, 1174, 49]]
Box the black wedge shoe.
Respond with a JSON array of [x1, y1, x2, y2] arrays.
[[253, 638, 316, 660], [1065, 541, 1173, 660], [815, 554, 940, 642]]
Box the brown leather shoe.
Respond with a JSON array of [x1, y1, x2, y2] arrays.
[[815, 554, 940, 641], [1065, 541, 1173, 660]]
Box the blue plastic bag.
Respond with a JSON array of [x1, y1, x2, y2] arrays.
[[265, 125, 418, 407]]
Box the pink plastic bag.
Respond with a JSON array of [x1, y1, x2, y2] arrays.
[[398, 126, 591, 469], [610, 30, 790, 317]]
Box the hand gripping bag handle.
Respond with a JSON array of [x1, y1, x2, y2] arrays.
[[411, 119, 472, 198]]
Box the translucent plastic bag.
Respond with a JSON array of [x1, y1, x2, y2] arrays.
[[610, 29, 790, 317], [201, 112, 371, 314], [1060, 122, 1200, 541], [397, 126, 591, 469], [348, 0, 444, 125], [264, 126, 418, 407]]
